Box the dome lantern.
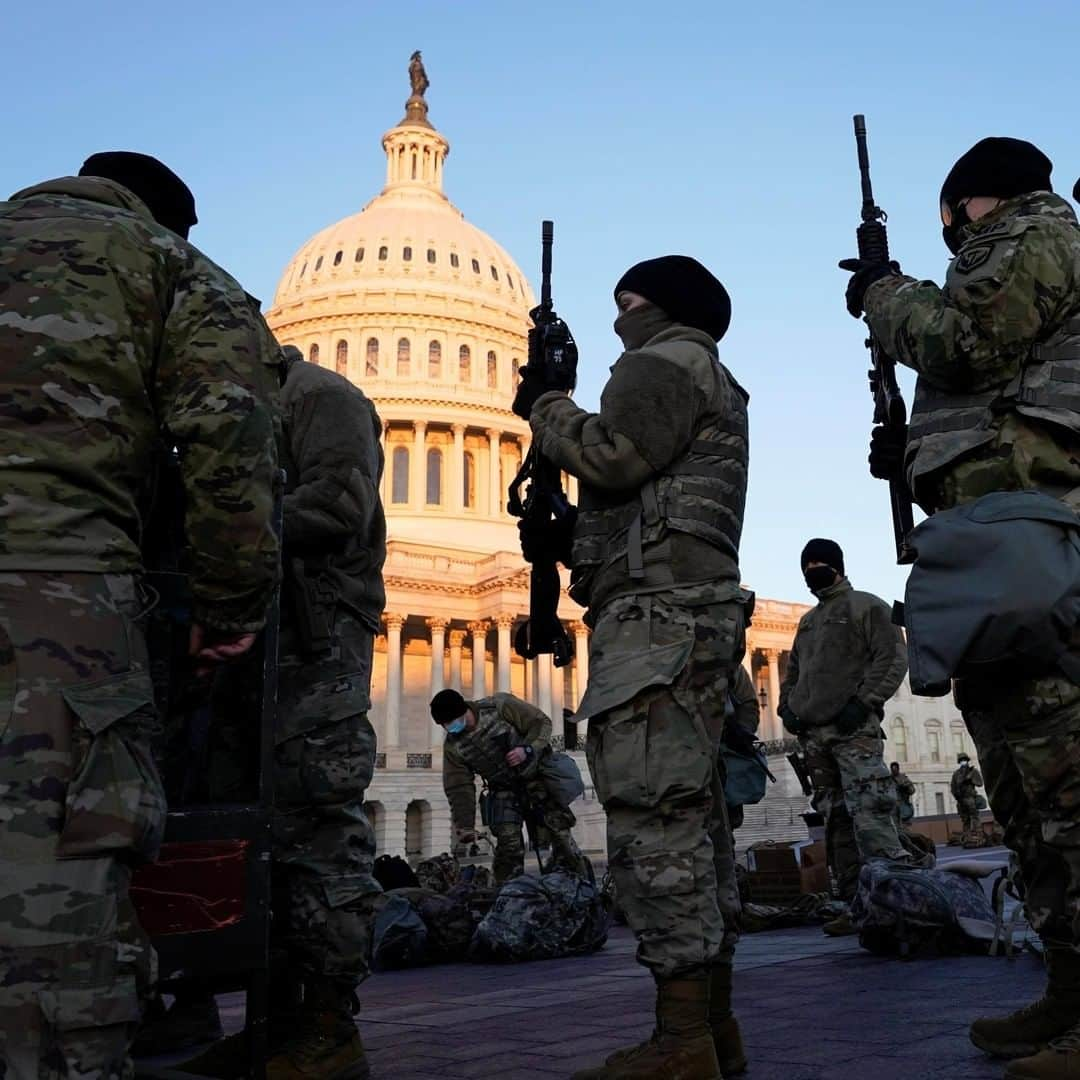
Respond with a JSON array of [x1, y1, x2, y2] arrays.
[[382, 50, 449, 196]]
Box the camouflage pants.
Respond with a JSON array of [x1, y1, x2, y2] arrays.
[[271, 613, 382, 992], [585, 593, 743, 979], [801, 719, 907, 901], [957, 796, 981, 837], [958, 669, 1080, 947], [485, 781, 584, 883], [0, 573, 164, 1079]]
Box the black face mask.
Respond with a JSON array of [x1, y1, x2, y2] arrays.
[[941, 200, 972, 255], [804, 566, 837, 593]]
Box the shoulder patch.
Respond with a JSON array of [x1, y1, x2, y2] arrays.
[[954, 243, 995, 275]]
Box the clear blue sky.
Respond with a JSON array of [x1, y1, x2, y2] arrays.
[[5, 0, 1077, 605]]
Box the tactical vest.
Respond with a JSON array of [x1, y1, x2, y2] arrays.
[[906, 311, 1080, 488], [569, 370, 748, 606], [446, 699, 520, 788]]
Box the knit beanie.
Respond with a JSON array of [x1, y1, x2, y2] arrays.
[[430, 688, 467, 724], [940, 137, 1052, 206], [800, 538, 845, 575], [79, 151, 198, 238], [614, 256, 731, 342]]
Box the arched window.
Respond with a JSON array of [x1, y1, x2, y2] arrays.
[[299, 261, 308, 279], [335, 339, 348, 375], [378, 246, 388, 261], [463, 451, 475, 509], [308, 343, 319, 364], [355, 247, 365, 262], [951, 722, 966, 757], [459, 345, 471, 383], [512, 357, 521, 383], [333, 250, 343, 266], [450, 253, 460, 268], [397, 338, 411, 377], [428, 341, 442, 379], [926, 721, 942, 763], [486, 350, 498, 388], [490, 265, 499, 281], [891, 718, 908, 763], [935, 791, 946, 814], [405, 799, 431, 859], [403, 246, 412, 262], [426, 448, 442, 505], [315, 256, 323, 271], [427, 248, 436, 264], [471, 258, 480, 274], [365, 337, 379, 377], [391, 447, 409, 504], [507, 273, 515, 291]]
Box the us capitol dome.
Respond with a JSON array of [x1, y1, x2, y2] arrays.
[[264, 56, 972, 860]]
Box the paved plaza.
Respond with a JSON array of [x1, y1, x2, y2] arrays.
[[145, 847, 1042, 1079]]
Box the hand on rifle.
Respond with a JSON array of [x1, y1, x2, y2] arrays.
[[518, 509, 577, 567], [868, 424, 907, 481], [838, 257, 901, 318], [189, 624, 256, 677], [512, 366, 549, 420]]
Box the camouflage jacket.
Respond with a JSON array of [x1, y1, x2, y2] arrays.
[[951, 764, 983, 801], [531, 324, 748, 618], [442, 693, 553, 833], [863, 192, 1080, 512], [892, 771, 916, 800], [0, 176, 281, 632], [729, 662, 760, 735], [779, 578, 907, 727], [280, 355, 386, 633]]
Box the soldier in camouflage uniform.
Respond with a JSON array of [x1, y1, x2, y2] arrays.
[[183, 346, 386, 1078], [725, 662, 761, 835], [844, 137, 1080, 1079], [515, 256, 748, 1080], [890, 762, 917, 826], [950, 753, 984, 843], [0, 153, 281, 1080], [778, 538, 913, 936], [432, 688, 587, 884]]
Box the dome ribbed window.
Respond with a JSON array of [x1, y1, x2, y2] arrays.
[[459, 345, 471, 383]]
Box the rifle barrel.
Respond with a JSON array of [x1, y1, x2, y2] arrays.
[[853, 114, 876, 214], [540, 220, 553, 308]]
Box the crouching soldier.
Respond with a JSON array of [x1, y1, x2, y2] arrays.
[[431, 688, 588, 883]]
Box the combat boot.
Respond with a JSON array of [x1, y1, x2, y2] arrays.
[[569, 993, 660, 1079], [1005, 1024, 1080, 1078], [132, 991, 223, 1056], [971, 949, 1080, 1059], [572, 976, 721, 1080], [266, 980, 369, 1080], [822, 910, 857, 937], [709, 963, 747, 1076]]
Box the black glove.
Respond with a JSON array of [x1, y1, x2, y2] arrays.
[[779, 704, 803, 736], [834, 698, 869, 735], [868, 424, 907, 481], [512, 368, 547, 420], [838, 258, 901, 318], [518, 510, 576, 567]]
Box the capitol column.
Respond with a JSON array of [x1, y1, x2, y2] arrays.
[[495, 614, 514, 692], [487, 429, 501, 515], [572, 623, 589, 709], [426, 618, 448, 747], [452, 424, 466, 512], [537, 654, 554, 732], [384, 614, 405, 749], [468, 621, 489, 698], [411, 420, 427, 508], [448, 629, 466, 692], [765, 648, 783, 743]]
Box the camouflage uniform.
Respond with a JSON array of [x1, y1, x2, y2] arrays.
[[442, 693, 584, 884], [0, 178, 280, 1077], [951, 763, 984, 840], [725, 662, 761, 833], [863, 189, 1080, 951], [273, 355, 386, 993], [779, 578, 910, 901], [891, 768, 916, 825], [531, 322, 749, 979]]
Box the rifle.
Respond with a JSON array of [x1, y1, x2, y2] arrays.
[[787, 750, 814, 798], [851, 114, 916, 565], [508, 220, 578, 667]]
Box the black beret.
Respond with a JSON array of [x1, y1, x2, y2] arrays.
[[79, 151, 198, 238], [430, 688, 467, 724], [800, 538, 845, 576], [940, 137, 1052, 205], [614, 255, 731, 342]]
